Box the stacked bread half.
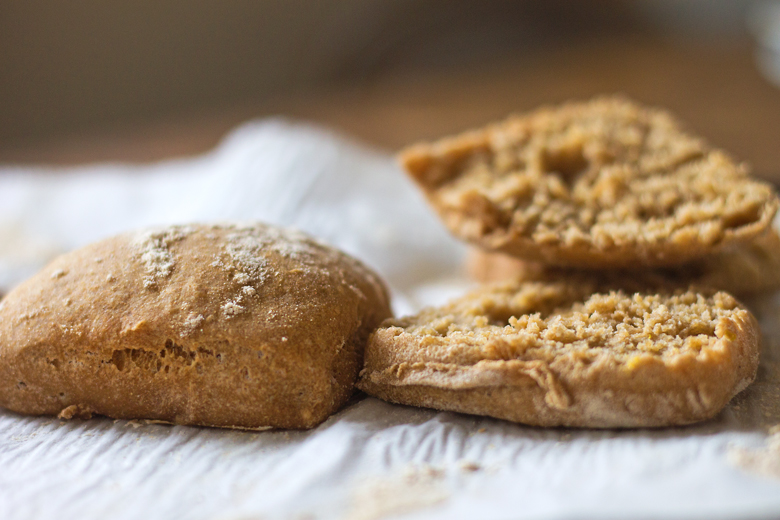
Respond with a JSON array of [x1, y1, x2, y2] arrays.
[[358, 96, 778, 428]]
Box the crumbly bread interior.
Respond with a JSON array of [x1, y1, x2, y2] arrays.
[[401, 96, 778, 267], [360, 279, 760, 427], [389, 281, 742, 366]]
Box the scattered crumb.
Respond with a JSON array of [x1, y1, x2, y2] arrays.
[[477, 428, 487, 433], [106, 274, 115, 282], [57, 404, 93, 420], [346, 465, 449, 520], [458, 460, 481, 472], [10, 433, 38, 443], [51, 269, 67, 279], [728, 425, 780, 479]]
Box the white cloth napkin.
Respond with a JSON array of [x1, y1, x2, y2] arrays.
[[0, 120, 779, 520]]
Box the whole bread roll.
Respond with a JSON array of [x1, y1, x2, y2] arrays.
[[0, 223, 392, 430]]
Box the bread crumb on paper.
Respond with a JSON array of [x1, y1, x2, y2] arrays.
[[728, 425, 780, 479], [346, 464, 449, 520]]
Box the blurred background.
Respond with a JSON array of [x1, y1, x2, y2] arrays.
[[1, 0, 780, 180]]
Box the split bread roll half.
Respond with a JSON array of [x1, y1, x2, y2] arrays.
[[358, 278, 760, 428], [400, 96, 778, 268], [0, 223, 392, 430]]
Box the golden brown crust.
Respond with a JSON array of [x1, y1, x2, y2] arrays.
[[401, 96, 778, 268], [358, 279, 760, 428], [467, 228, 780, 298], [0, 223, 392, 429]]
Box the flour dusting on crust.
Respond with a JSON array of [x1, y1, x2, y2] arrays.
[[209, 223, 329, 319], [182, 312, 204, 336], [133, 226, 194, 289]]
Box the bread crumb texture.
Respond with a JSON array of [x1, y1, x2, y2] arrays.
[[358, 278, 760, 427], [401, 96, 778, 267], [0, 223, 392, 429]]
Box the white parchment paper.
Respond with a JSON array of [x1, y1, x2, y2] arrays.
[[0, 121, 779, 520]]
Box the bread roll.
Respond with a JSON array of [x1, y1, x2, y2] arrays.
[[0, 223, 392, 429]]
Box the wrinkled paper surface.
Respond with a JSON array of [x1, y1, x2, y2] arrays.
[[0, 121, 779, 520]]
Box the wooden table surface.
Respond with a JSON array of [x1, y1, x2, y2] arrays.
[[1, 38, 779, 183]]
